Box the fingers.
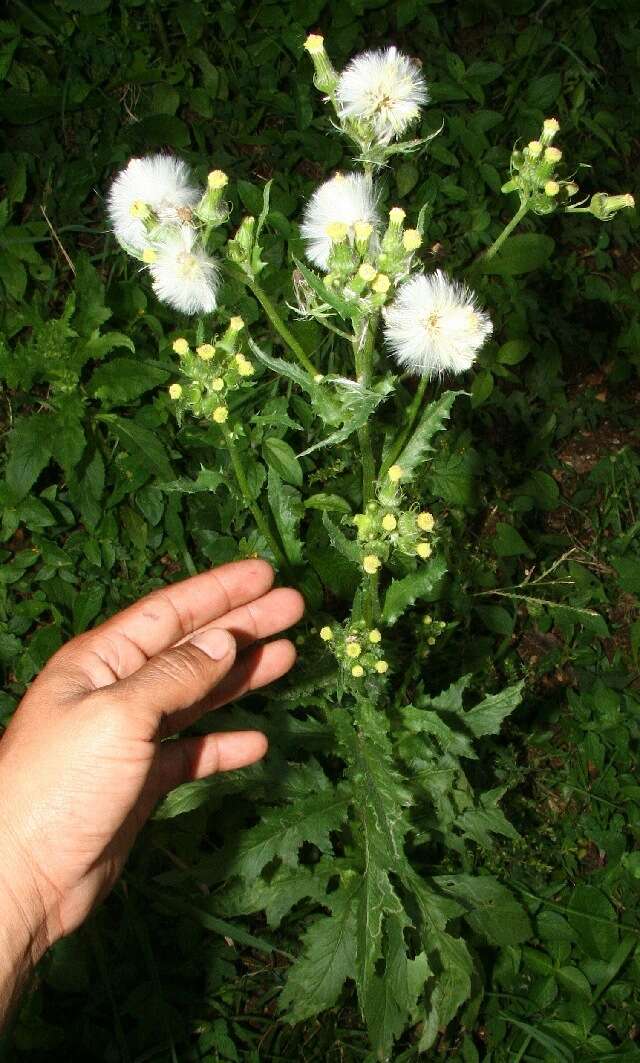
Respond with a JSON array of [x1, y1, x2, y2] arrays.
[[154, 730, 269, 797], [50, 561, 275, 691], [159, 638, 297, 736], [177, 587, 305, 651], [110, 627, 238, 737]]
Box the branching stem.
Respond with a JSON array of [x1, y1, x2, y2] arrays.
[[247, 279, 318, 376], [221, 423, 288, 572]]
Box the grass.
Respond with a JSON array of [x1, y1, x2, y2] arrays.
[[1, 0, 640, 1059]]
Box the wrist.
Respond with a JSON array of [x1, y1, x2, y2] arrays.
[[0, 832, 51, 971]]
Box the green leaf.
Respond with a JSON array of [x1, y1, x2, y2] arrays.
[[280, 881, 358, 1021], [382, 557, 447, 624], [497, 338, 530, 365], [481, 233, 555, 276], [267, 469, 303, 565], [293, 257, 359, 321], [434, 875, 531, 947], [226, 787, 350, 880], [304, 492, 352, 515], [88, 358, 169, 403], [101, 415, 173, 481], [5, 415, 53, 501], [493, 521, 532, 557], [567, 885, 619, 960], [322, 513, 361, 566], [396, 391, 459, 476], [464, 681, 524, 737], [262, 437, 303, 487]]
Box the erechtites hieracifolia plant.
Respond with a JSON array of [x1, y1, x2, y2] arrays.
[[103, 34, 635, 1058]]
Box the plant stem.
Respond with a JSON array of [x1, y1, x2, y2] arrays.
[[246, 279, 318, 376], [354, 318, 380, 625], [380, 375, 428, 480], [221, 423, 288, 572], [481, 199, 530, 261]]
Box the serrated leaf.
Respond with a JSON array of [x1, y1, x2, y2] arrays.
[[464, 681, 523, 737], [262, 436, 303, 487], [382, 557, 447, 624], [5, 414, 53, 501], [395, 391, 459, 476], [280, 880, 358, 1020], [268, 468, 303, 565], [226, 788, 350, 879], [88, 357, 169, 403], [322, 512, 361, 566], [434, 874, 531, 946], [101, 415, 173, 481], [293, 257, 359, 320]]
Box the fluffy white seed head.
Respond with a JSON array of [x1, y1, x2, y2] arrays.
[[301, 173, 381, 270], [383, 271, 492, 377], [148, 227, 219, 315], [336, 47, 429, 145], [107, 154, 200, 252]]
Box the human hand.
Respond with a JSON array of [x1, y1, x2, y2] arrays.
[[0, 560, 303, 985]]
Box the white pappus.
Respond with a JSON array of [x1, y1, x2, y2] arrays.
[[301, 173, 381, 271], [148, 226, 219, 315], [107, 154, 200, 253], [336, 47, 429, 145], [383, 271, 493, 377]]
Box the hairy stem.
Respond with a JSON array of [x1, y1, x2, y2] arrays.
[[482, 199, 530, 261], [247, 279, 318, 376], [380, 375, 428, 480], [221, 423, 288, 572]]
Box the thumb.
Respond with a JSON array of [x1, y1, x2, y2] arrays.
[[113, 627, 237, 733]]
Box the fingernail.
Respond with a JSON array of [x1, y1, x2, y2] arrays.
[[191, 627, 234, 661]]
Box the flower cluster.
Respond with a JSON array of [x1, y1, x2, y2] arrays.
[[107, 156, 230, 314], [300, 177, 493, 378], [503, 118, 634, 220], [353, 498, 436, 576], [167, 317, 253, 424], [319, 620, 390, 682]]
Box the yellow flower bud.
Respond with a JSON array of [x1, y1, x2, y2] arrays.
[[388, 465, 403, 483], [544, 180, 560, 197], [229, 316, 245, 332], [142, 247, 157, 264], [211, 377, 225, 392], [389, 206, 406, 224], [544, 146, 562, 163], [566, 182, 579, 197], [527, 140, 542, 158], [351, 664, 364, 678], [368, 629, 382, 644], [372, 274, 390, 295], [423, 614, 432, 625], [346, 642, 362, 658], [354, 220, 373, 241], [325, 221, 348, 242], [212, 405, 229, 424], [416, 542, 432, 559], [173, 338, 189, 356], [129, 199, 149, 220], [314, 373, 325, 383], [382, 513, 397, 532], [304, 33, 324, 54], [543, 117, 560, 137], [402, 229, 422, 252], [208, 169, 228, 189], [358, 262, 377, 282], [168, 383, 182, 400], [320, 625, 333, 641], [196, 343, 215, 360], [427, 636, 436, 646], [363, 555, 381, 575], [416, 511, 434, 532], [375, 660, 389, 674], [237, 357, 255, 377]]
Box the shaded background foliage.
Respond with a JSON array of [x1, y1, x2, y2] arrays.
[[0, 0, 639, 1059]]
